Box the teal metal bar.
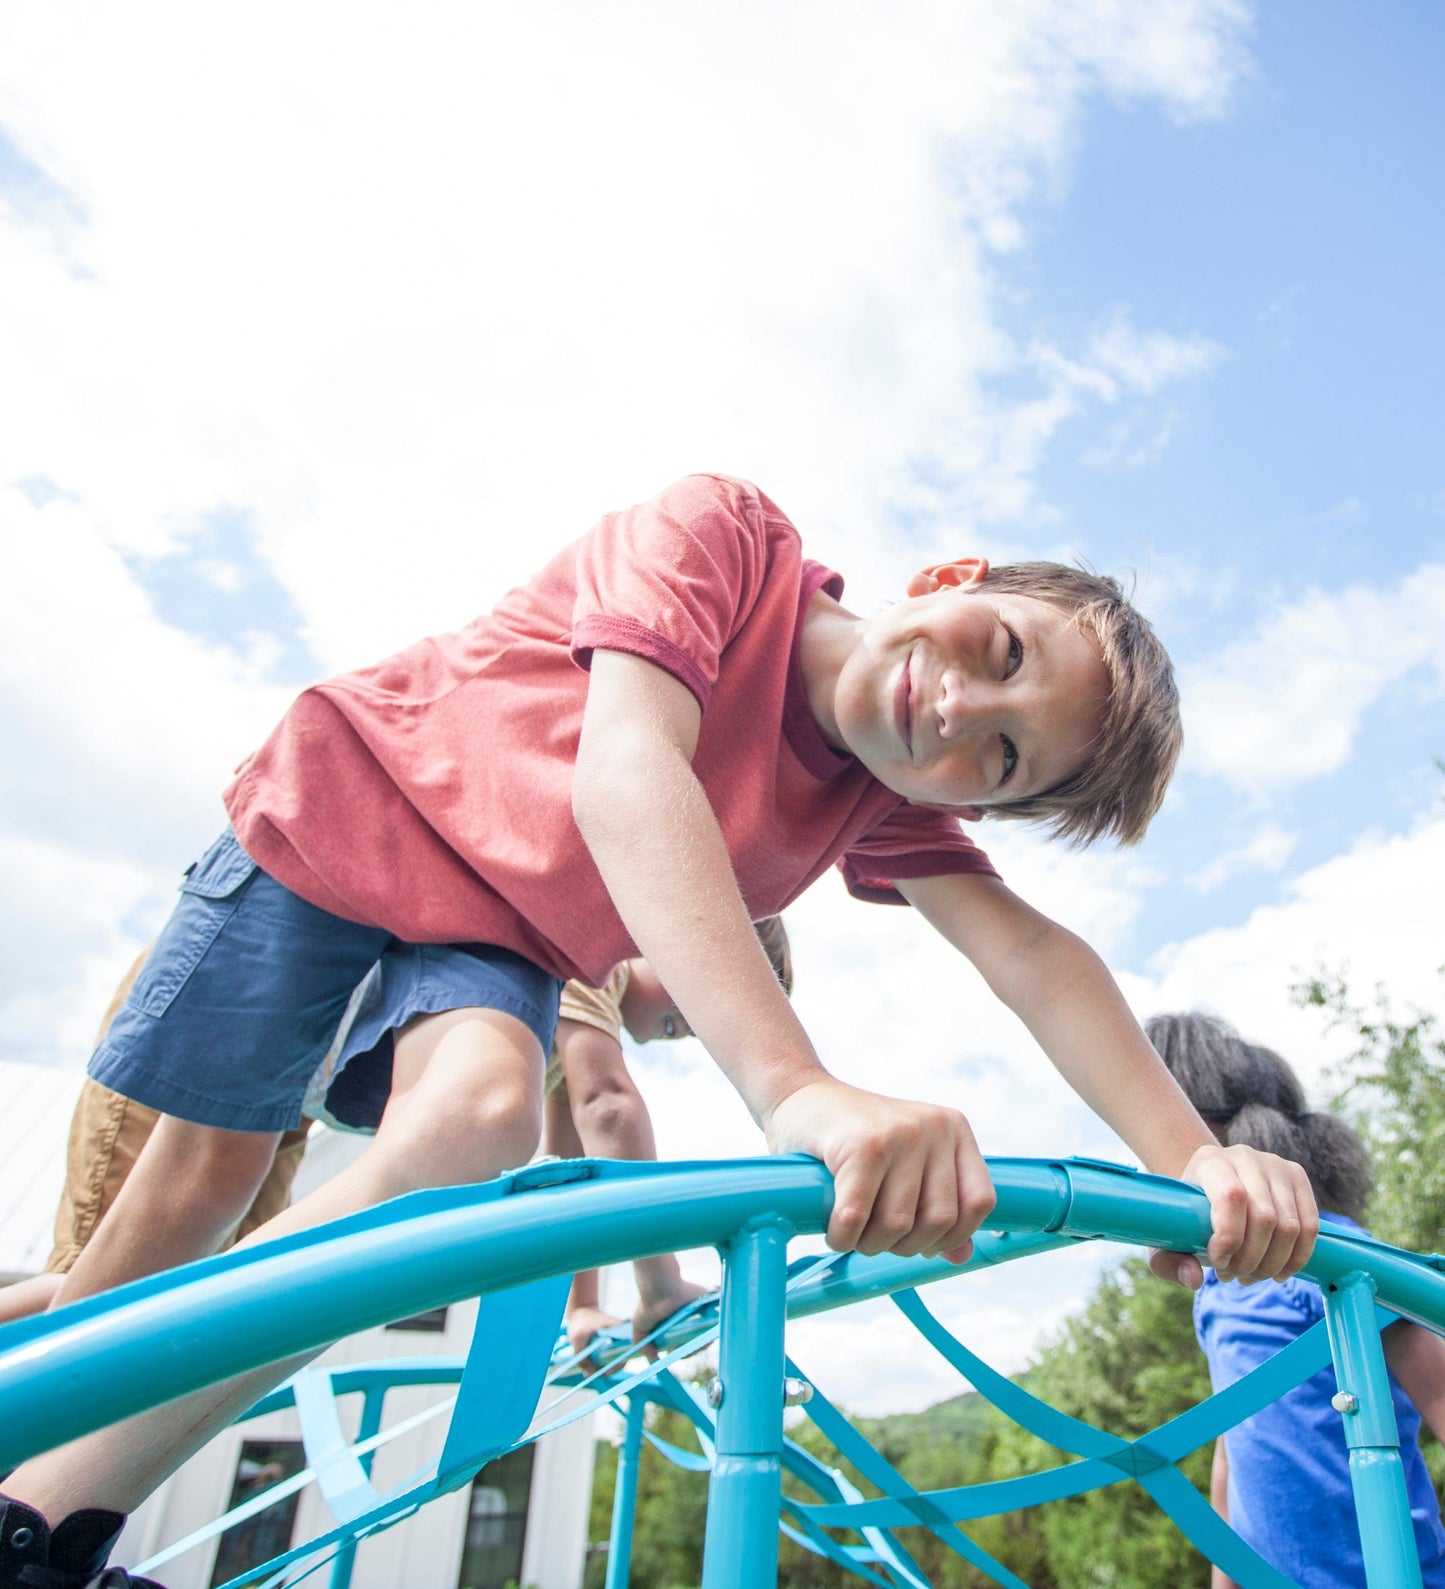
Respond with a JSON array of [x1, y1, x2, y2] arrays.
[[0, 1157, 833, 1469], [1323, 1271, 1424, 1589], [606, 1394, 647, 1589], [701, 1216, 791, 1589], [326, 1384, 385, 1589], [6, 1157, 1445, 1477]]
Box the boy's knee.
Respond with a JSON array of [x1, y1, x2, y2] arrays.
[[382, 1081, 541, 1189]]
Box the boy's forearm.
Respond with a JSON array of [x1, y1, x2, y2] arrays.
[[1006, 929, 1213, 1177], [902, 873, 1212, 1176]]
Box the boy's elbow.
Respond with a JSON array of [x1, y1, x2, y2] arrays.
[[983, 913, 1092, 1009], [571, 759, 611, 848]]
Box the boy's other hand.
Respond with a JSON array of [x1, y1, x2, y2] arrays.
[[1149, 1143, 1319, 1290], [762, 1078, 995, 1264]]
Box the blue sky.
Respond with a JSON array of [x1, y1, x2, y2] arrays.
[[1001, 1, 1445, 960], [1, 1, 1442, 1411]]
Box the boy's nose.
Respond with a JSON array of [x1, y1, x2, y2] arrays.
[[935, 671, 989, 741]]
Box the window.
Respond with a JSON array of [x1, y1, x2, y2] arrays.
[[210, 1438, 306, 1587], [456, 1444, 535, 1589], [386, 1306, 450, 1333]]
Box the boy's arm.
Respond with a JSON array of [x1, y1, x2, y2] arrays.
[[1383, 1321, 1445, 1446], [897, 870, 1318, 1286], [575, 649, 994, 1262]]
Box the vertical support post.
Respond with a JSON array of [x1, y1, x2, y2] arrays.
[[1323, 1271, 1423, 1589], [605, 1393, 647, 1589], [701, 1215, 791, 1589], [327, 1385, 385, 1589]]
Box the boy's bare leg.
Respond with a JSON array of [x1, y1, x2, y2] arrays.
[[46, 1117, 283, 1311], [5, 1006, 543, 1525]]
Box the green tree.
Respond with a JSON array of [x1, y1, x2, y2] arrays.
[[1295, 970, 1445, 1252], [1295, 969, 1445, 1502]]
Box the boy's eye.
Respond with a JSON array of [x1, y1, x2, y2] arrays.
[[1000, 735, 1019, 786], [1004, 628, 1023, 679]]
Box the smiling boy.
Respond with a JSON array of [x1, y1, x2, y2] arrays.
[[0, 474, 1315, 1588]]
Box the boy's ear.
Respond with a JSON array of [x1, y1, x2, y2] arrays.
[[905, 557, 990, 598]]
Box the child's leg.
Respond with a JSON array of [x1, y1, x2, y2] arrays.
[[48, 1117, 282, 1309], [4, 1004, 546, 1525], [543, 1083, 623, 1354], [556, 1020, 707, 1340]]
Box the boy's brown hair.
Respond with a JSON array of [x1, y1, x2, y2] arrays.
[[753, 914, 794, 997], [975, 562, 1181, 847]]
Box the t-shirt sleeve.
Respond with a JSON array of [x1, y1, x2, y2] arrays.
[[838, 803, 999, 906], [556, 962, 630, 1043], [569, 474, 777, 712]]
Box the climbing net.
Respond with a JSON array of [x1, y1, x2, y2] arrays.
[[2, 1156, 1443, 1589]]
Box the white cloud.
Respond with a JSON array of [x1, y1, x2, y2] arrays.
[[1086, 307, 1227, 394], [1180, 562, 1445, 795], [0, 1, 1251, 664], [1186, 820, 1298, 891], [1129, 806, 1445, 1102], [0, 1, 1250, 1089]]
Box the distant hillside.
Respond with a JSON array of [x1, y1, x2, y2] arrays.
[[864, 1386, 995, 1448]]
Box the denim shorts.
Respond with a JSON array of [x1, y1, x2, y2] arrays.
[[309, 943, 563, 1133], [89, 829, 563, 1132]]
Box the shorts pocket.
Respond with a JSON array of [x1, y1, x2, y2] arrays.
[[133, 831, 259, 1018]]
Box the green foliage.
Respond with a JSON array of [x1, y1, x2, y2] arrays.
[[1294, 969, 1445, 1501], [1295, 969, 1445, 1253]]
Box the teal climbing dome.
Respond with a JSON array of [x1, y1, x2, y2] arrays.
[[2, 1156, 1443, 1588]]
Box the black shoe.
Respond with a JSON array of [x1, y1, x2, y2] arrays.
[[0, 1498, 166, 1587]]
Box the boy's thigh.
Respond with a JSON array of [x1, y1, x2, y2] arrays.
[[89, 829, 392, 1133], [319, 943, 563, 1131]]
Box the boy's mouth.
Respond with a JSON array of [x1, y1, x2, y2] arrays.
[[894, 654, 914, 760]]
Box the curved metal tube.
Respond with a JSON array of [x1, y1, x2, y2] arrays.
[[2, 1154, 1443, 1472]]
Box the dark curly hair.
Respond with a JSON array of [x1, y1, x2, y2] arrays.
[[1144, 1010, 1372, 1223]]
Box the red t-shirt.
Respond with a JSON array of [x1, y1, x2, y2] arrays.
[[225, 474, 997, 985]]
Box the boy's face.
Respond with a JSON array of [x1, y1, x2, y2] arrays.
[[830, 559, 1110, 813], [619, 959, 691, 1044]]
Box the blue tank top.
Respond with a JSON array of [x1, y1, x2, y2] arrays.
[[1193, 1214, 1445, 1587]]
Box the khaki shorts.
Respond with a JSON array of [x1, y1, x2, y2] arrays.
[[46, 946, 309, 1273], [543, 963, 630, 1095]]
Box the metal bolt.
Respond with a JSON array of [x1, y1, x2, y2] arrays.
[[783, 1377, 813, 1407], [1332, 1391, 1359, 1415], [705, 1377, 724, 1409]]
